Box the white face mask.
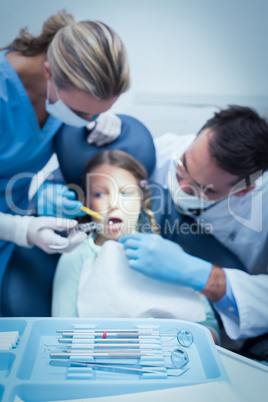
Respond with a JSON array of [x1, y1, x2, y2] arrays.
[[167, 162, 215, 212], [45, 81, 99, 127]]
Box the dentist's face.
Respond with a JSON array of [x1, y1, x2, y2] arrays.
[[176, 128, 245, 201], [87, 164, 142, 245]]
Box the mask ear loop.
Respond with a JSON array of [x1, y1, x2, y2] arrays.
[[47, 79, 60, 103], [54, 83, 61, 100], [46, 80, 51, 101]]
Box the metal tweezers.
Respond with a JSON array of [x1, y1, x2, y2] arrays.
[[49, 222, 103, 250]]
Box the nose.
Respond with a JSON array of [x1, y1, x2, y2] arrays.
[[106, 194, 120, 213]]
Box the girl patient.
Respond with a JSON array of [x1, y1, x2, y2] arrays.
[[52, 150, 219, 343]]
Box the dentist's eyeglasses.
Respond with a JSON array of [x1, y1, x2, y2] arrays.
[[172, 151, 244, 206], [172, 151, 210, 200]]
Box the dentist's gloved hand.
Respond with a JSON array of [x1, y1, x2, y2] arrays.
[[87, 111, 121, 146], [119, 233, 212, 291], [36, 182, 85, 219], [27, 217, 87, 254]]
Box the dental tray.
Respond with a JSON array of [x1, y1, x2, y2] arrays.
[[0, 318, 229, 401]]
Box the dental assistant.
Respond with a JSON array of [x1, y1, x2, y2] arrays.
[[120, 106, 268, 348], [0, 10, 130, 293]]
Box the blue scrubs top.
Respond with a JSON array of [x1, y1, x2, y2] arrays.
[[0, 50, 62, 288]]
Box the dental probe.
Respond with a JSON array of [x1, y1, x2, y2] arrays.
[[57, 329, 156, 333], [50, 352, 156, 358], [51, 360, 168, 368], [80, 206, 112, 225], [59, 348, 159, 354], [57, 329, 156, 332], [49, 360, 188, 376], [58, 338, 161, 344], [61, 331, 159, 338], [61, 343, 160, 349]]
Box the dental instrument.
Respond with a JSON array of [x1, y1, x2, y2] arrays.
[[58, 338, 160, 347], [50, 351, 157, 358], [170, 348, 189, 368], [48, 221, 104, 250], [50, 358, 188, 371], [57, 329, 156, 333], [60, 345, 161, 351], [80, 206, 112, 225], [60, 331, 160, 338], [56, 345, 161, 354], [49, 360, 189, 376], [57, 328, 194, 347]]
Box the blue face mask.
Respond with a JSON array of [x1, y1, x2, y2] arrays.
[[45, 81, 99, 127]]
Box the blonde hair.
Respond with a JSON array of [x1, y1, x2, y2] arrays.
[[81, 150, 160, 234], [4, 10, 130, 99], [143, 201, 160, 235]]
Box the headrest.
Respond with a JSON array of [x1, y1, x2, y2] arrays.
[[55, 114, 156, 185]]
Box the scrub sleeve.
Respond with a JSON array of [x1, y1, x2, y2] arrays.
[[0, 49, 62, 302]]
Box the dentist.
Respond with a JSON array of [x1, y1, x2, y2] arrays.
[[120, 106, 268, 356]]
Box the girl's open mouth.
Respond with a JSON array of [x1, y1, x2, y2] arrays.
[[106, 217, 123, 233]]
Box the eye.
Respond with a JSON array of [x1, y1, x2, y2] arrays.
[[93, 192, 105, 198], [204, 187, 217, 195]]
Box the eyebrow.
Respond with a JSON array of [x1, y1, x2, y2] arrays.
[[183, 153, 218, 194], [119, 184, 139, 192]]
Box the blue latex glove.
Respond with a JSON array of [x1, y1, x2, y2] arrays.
[[119, 233, 212, 291], [36, 182, 85, 219]]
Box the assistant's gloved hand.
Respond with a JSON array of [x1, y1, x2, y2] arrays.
[[119, 233, 212, 291], [27, 217, 87, 254], [87, 111, 121, 146], [36, 182, 85, 219]]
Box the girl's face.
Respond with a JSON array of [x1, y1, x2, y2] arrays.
[[87, 164, 143, 245]]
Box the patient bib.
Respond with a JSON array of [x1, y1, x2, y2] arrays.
[[77, 240, 206, 321]]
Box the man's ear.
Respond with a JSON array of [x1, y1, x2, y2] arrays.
[[44, 61, 52, 79], [234, 183, 256, 197]]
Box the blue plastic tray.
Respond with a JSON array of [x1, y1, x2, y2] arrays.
[[0, 318, 229, 401]]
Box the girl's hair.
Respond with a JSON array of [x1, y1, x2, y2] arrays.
[[3, 10, 130, 99], [81, 150, 160, 234]]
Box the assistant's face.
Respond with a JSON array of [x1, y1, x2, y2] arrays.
[[44, 62, 119, 120], [49, 80, 119, 121]]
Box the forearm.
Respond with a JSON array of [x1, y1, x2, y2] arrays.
[[200, 264, 226, 302], [0, 212, 33, 247]]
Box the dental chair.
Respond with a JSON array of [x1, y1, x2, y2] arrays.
[[1, 247, 60, 317]]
